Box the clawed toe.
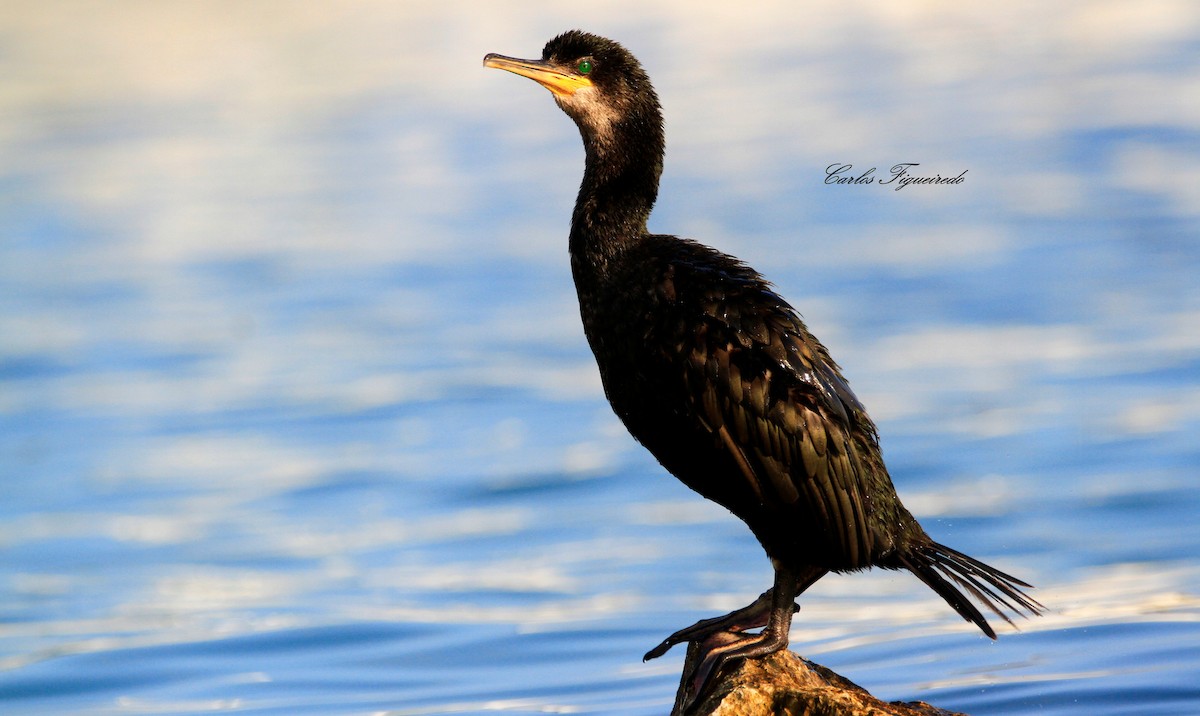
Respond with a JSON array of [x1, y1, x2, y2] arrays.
[[644, 589, 777, 661], [663, 567, 819, 715], [644, 638, 674, 662]]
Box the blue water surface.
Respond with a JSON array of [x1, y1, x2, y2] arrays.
[[2, 3, 1199, 715]]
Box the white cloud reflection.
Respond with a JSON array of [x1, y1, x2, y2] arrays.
[[1, 0, 1195, 268]]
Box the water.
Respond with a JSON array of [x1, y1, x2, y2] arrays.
[[2, 3, 1199, 714]]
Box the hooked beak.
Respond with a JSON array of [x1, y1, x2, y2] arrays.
[[483, 53, 593, 97]]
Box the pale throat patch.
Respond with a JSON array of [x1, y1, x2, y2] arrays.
[[559, 84, 622, 146]]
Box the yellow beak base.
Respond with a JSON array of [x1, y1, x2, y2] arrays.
[[483, 53, 593, 97]]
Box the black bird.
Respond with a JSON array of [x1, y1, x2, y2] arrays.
[[484, 31, 1042, 704]]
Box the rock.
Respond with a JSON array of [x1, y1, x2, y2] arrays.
[[674, 640, 965, 716]]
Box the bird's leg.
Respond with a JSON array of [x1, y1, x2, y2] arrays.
[[646, 563, 825, 663], [676, 565, 812, 714], [644, 588, 786, 661]]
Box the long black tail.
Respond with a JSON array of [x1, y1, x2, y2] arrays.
[[897, 540, 1044, 638]]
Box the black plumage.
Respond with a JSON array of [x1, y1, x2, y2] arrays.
[[484, 30, 1042, 706]]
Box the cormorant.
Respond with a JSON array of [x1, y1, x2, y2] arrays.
[[484, 30, 1042, 706]]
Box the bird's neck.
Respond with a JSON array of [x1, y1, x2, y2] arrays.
[[568, 116, 664, 266]]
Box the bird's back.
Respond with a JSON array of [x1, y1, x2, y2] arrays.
[[573, 234, 923, 571]]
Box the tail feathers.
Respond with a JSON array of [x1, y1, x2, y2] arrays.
[[898, 540, 1044, 639]]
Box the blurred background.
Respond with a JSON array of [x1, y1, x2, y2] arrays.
[[2, 1, 1198, 714]]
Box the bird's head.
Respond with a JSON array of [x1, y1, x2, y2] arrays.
[[484, 30, 659, 149]]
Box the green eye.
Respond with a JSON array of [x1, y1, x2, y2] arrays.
[[577, 59, 593, 75]]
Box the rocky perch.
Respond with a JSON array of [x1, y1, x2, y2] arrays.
[[675, 640, 965, 716]]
